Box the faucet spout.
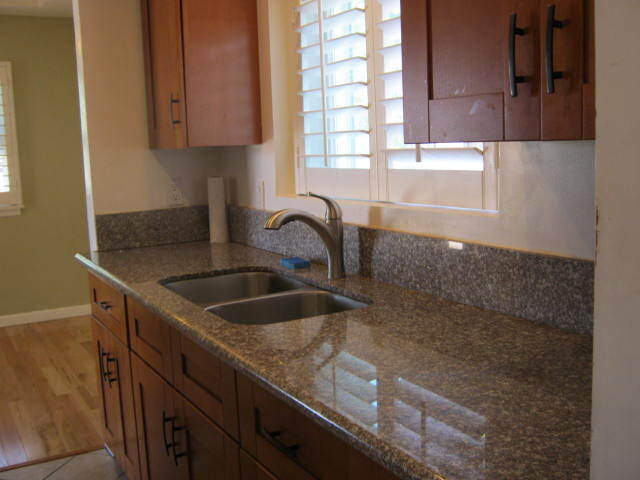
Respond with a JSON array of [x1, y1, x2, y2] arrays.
[[264, 195, 345, 280]]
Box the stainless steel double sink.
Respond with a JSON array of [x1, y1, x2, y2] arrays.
[[162, 271, 369, 325]]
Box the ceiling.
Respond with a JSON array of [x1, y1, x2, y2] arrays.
[[0, 0, 72, 17]]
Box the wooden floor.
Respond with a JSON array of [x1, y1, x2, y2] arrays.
[[0, 316, 102, 470]]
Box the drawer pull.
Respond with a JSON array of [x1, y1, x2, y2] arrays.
[[98, 301, 113, 312], [255, 408, 316, 478]]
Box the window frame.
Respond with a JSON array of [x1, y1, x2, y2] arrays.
[[0, 61, 23, 217], [292, 0, 499, 212]]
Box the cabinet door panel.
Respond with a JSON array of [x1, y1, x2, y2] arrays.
[[92, 318, 121, 454], [540, 0, 584, 139], [92, 318, 140, 480], [132, 354, 176, 480], [181, 0, 262, 146], [430, 93, 504, 142], [172, 330, 239, 439], [175, 393, 240, 480], [128, 297, 173, 381], [141, 0, 187, 149]]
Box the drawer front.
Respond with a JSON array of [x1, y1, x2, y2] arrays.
[[127, 296, 173, 381], [89, 274, 128, 343], [172, 330, 239, 440], [238, 374, 348, 480], [240, 450, 277, 480]]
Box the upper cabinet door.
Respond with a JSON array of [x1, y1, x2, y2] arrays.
[[141, 0, 187, 149], [402, 0, 510, 143], [539, 0, 585, 140], [181, 0, 262, 147], [428, 0, 506, 142], [401, 0, 594, 143]]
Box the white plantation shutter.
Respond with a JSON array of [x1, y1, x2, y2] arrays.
[[295, 0, 498, 210], [0, 62, 23, 212], [297, 0, 373, 200]]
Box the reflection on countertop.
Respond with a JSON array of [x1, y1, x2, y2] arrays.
[[77, 241, 592, 480]]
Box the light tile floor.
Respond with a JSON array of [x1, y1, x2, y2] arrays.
[[0, 449, 124, 480]]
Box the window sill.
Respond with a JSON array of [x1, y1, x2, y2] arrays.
[[287, 193, 500, 216], [0, 205, 24, 217]]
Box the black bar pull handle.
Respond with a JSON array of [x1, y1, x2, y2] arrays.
[[162, 411, 175, 456], [545, 4, 564, 94], [98, 300, 113, 312], [171, 420, 188, 466], [169, 94, 181, 125], [105, 357, 118, 386], [254, 409, 316, 479], [508, 13, 527, 97]]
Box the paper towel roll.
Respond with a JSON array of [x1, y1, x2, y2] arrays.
[[208, 177, 229, 243]]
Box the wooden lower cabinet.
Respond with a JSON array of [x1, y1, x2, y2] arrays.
[[92, 317, 140, 480], [89, 275, 400, 480], [132, 353, 240, 480]]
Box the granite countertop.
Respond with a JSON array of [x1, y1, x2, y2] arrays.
[[76, 241, 592, 480]]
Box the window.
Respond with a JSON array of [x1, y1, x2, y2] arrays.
[[0, 62, 23, 216], [294, 0, 498, 210]]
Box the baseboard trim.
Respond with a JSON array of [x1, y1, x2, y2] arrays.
[[0, 304, 91, 328]]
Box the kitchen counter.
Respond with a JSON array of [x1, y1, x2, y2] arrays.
[[76, 241, 592, 480]]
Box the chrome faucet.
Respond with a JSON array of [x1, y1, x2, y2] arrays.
[[264, 193, 345, 280]]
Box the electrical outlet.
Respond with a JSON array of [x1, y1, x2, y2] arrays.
[[168, 179, 185, 207]]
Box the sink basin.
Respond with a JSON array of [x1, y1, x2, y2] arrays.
[[206, 290, 368, 325], [162, 271, 307, 306]]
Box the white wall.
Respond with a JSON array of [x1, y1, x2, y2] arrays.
[[591, 1, 640, 478], [73, 0, 225, 248], [217, 0, 596, 261]]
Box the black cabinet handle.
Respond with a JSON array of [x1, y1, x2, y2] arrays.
[[170, 420, 188, 466], [255, 408, 316, 478], [545, 4, 564, 94], [101, 353, 117, 387], [162, 411, 175, 456], [98, 301, 113, 312], [169, 94, 181, 125], [508, 13, 527, 97]]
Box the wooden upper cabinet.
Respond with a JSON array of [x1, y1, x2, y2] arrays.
[[400, 0, 594, 143], [141, 0, 262, 149], [181, 0, 262, 146], [141, 0, 187, 149]]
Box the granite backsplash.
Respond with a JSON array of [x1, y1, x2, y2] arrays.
[[95, 204, 594, 335]]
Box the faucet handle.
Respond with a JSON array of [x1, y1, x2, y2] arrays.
[[307, 192, 342, 220]]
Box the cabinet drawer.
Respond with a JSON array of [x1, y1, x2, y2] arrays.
[[127, 296, 173, 381], [172, 330, 239, 439], [240, 450, 277, 480], [238, 374, 348, 480], [89, 274, 128, 344]]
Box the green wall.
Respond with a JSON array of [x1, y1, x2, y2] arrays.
[[0, 16, 89, 316]]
